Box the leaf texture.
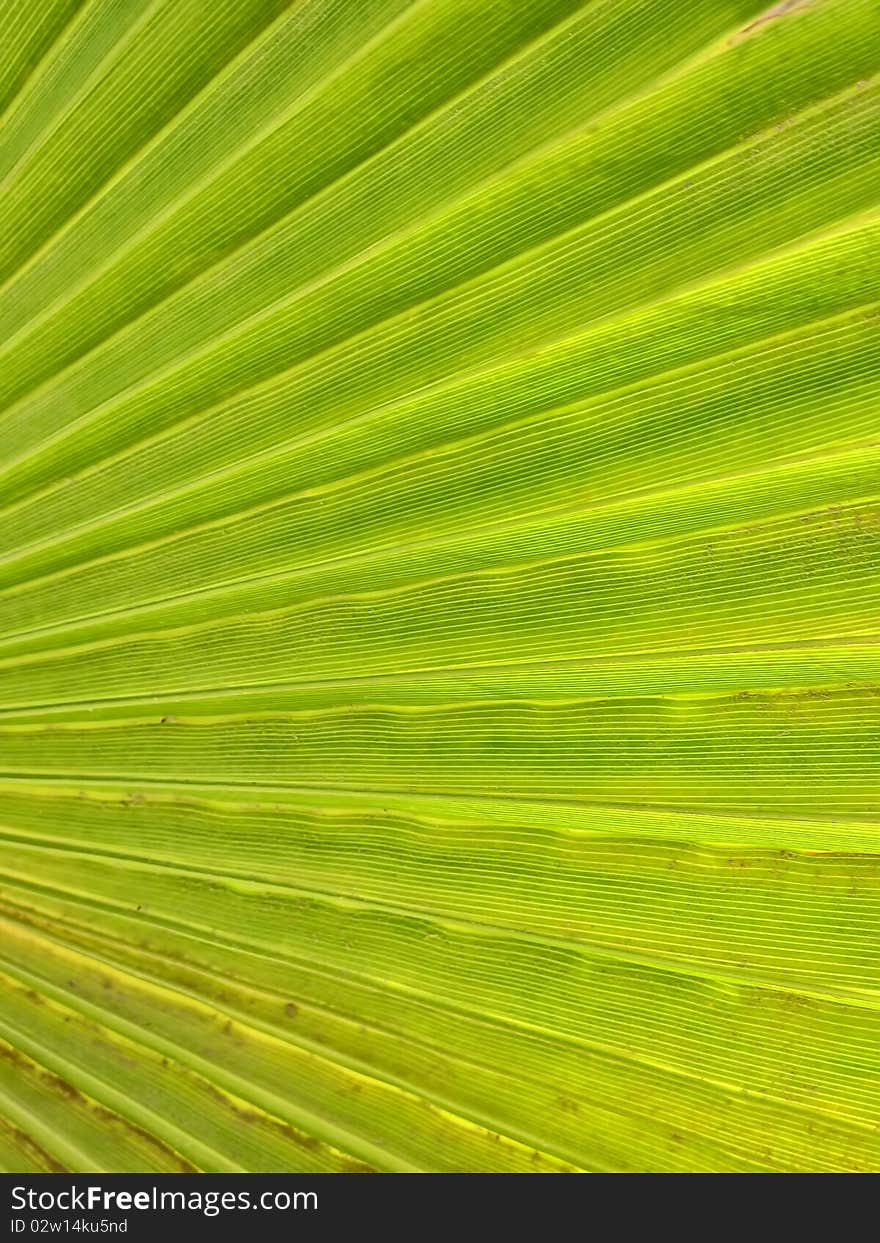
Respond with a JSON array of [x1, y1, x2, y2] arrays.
[[0, 0, 878, 1173]]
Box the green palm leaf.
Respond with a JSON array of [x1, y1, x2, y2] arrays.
[[0, 0, 878, 1172]]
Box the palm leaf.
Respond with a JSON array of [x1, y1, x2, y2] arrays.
[[0, 0, 878, 1173]]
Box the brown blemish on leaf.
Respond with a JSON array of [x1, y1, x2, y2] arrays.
[[0, 1116, 69, 1173], [0, 1041, 196, 1170], [195, 1074, 370, 1167], [730, 0, 811, 43]]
